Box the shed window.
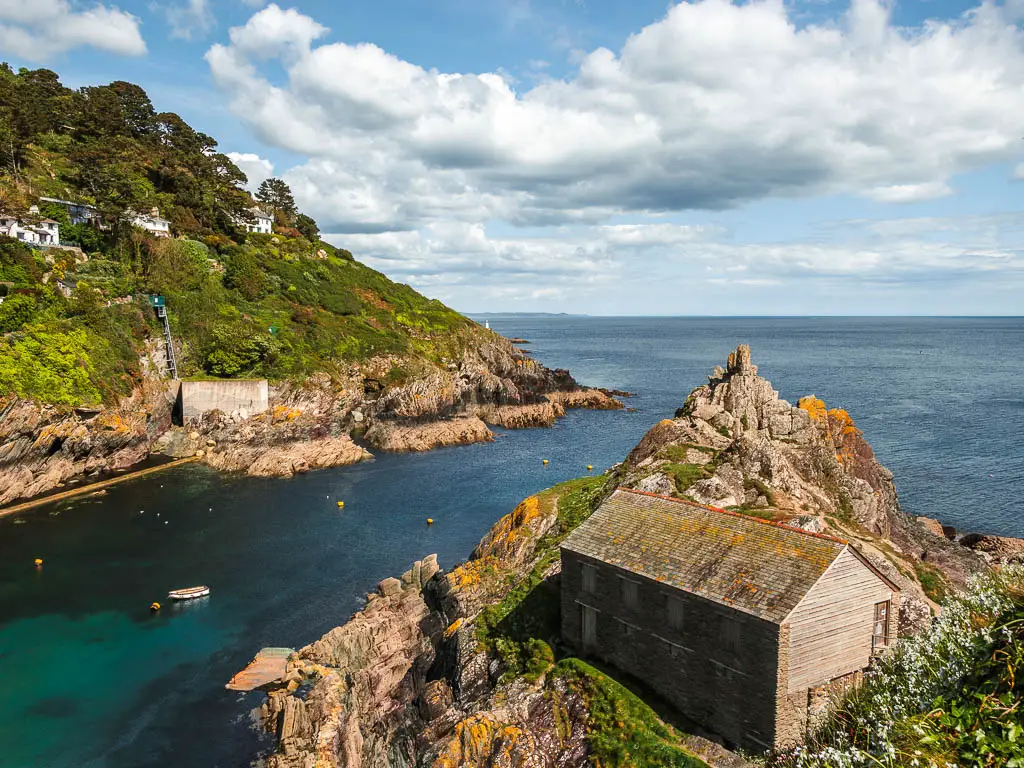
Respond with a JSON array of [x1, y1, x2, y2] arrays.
[[581, 605, 597, 648], [872, 601, 891, 649], [667, 595, 685, 630], [721, 616, 741, 655], [620, 577, 639, 611], [581, 563, 597, 594]]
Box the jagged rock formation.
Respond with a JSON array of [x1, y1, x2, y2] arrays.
[[0, 381, 175, 506], [615, 345, 984, 628], [0, 334, 621, 506]]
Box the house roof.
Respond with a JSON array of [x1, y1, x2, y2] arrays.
[[561, 488, 856, 623]]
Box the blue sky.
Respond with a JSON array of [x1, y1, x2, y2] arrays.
[[2, 0, 1023, 315]]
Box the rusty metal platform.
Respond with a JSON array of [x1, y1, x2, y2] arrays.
[[225, 647, 293, 691]]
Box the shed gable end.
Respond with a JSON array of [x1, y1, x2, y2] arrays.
[[784, 547, 896, 692]]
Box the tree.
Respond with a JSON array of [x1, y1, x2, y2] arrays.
[[255, 178, 297, 219], [109, 81, 156, 138], [295, 213, 319, 242]]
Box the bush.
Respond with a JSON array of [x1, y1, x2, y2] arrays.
[[202, 322, 279, 377], [0, 293, 36, 333], [0, 324, 102, 404]]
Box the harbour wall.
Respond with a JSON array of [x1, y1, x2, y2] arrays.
[[179, 380, 269, 422]]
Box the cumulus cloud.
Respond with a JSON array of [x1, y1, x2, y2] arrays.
[[161, 0, 216, 41], [227, 151, 274, 191], [0, 0, 146, 60], [208, 0, 1024, 233]]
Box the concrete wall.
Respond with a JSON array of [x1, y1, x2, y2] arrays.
[[180, 380, 268, 422], [560, 548, 781, 752]]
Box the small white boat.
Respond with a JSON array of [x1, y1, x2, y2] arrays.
[[168, 585, 210, 600]]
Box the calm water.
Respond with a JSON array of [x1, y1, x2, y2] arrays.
[[0, 317, 1021, 767]]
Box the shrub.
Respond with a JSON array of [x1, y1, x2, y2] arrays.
[[0, 293, 36, 333], [0, 324, 102, 404]]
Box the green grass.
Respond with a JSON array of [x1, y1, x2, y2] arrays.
[[552, 659, 709, 768], [476, 476, 607, 671], [914, 560, 952, 604], [663, 462, 714, 495]]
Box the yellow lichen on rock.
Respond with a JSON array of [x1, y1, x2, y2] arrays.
[[797, 395, 827, 422], [272, 404, 302, 422], [432, 714, 539, 768]]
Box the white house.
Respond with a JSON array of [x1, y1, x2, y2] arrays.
[[0, 214, 60, 246], [127, 208, 171, 238], [235, 207, 273, 235], [39, 197, 99, 225]]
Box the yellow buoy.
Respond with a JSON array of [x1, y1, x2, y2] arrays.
[[337, 501, 345, 508], [587, 465, 593, 471], [542, 459, 548, 465], [150, 602, 161, 612], [33, 558, 43, 567], [426, 518, 434, 525]]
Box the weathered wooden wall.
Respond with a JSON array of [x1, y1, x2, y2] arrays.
[[784, 547, 896, 692]]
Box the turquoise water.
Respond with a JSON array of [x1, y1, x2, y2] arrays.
[[1, 317, 1021, 766]]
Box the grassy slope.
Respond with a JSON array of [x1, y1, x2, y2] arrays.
[[0, 232, 482, 406]]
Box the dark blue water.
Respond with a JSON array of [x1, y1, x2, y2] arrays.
[[1, 317, 1020, 767]]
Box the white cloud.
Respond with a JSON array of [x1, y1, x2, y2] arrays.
[[323, 215, 1023, 310], [207, 0, 1024, 234], [227, 151, 274, 190], [161, 0, 215, 41], [865, 182, 953, 204], [0, 0, 146, 60], [1015, 162, 1024, 180]]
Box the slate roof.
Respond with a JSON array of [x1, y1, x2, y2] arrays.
[[561, 488, 849, 623]]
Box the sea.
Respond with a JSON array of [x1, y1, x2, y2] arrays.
[[0, 316, 1020, 767]]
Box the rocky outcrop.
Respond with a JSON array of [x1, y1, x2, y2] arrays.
[[204, 435, 371, 477], [0, 332, 622, 506], [959, 533, 1024, 564], [616, 345, 985, 617], [246, 345, 1010, 768], [0, 381, 175, 507], [365, 417, 494, 452]]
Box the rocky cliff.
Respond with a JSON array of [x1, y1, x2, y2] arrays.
[[246, 346, 999, 768], [613, 345, 982, 626], [0, 332, 621, 508]]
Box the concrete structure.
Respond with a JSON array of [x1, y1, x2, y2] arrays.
[[560, 488, 899, 753], [179, 379, 269, 422]]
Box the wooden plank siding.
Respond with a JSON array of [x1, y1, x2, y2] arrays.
[[783, 547, 895, 692]]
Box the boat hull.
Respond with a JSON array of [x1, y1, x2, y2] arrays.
[[168, 586, 210, 600]]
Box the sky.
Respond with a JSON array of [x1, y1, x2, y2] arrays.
[[1, 0, 1023, 315]]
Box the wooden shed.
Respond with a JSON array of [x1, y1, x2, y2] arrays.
[[560, 488, 900, 751]]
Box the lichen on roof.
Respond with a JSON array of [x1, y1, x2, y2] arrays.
[[561, 488, 848, 623]]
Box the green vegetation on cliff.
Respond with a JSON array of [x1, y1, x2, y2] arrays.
[[0, 65, 478, 406], [553, 658, 708, 768]]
